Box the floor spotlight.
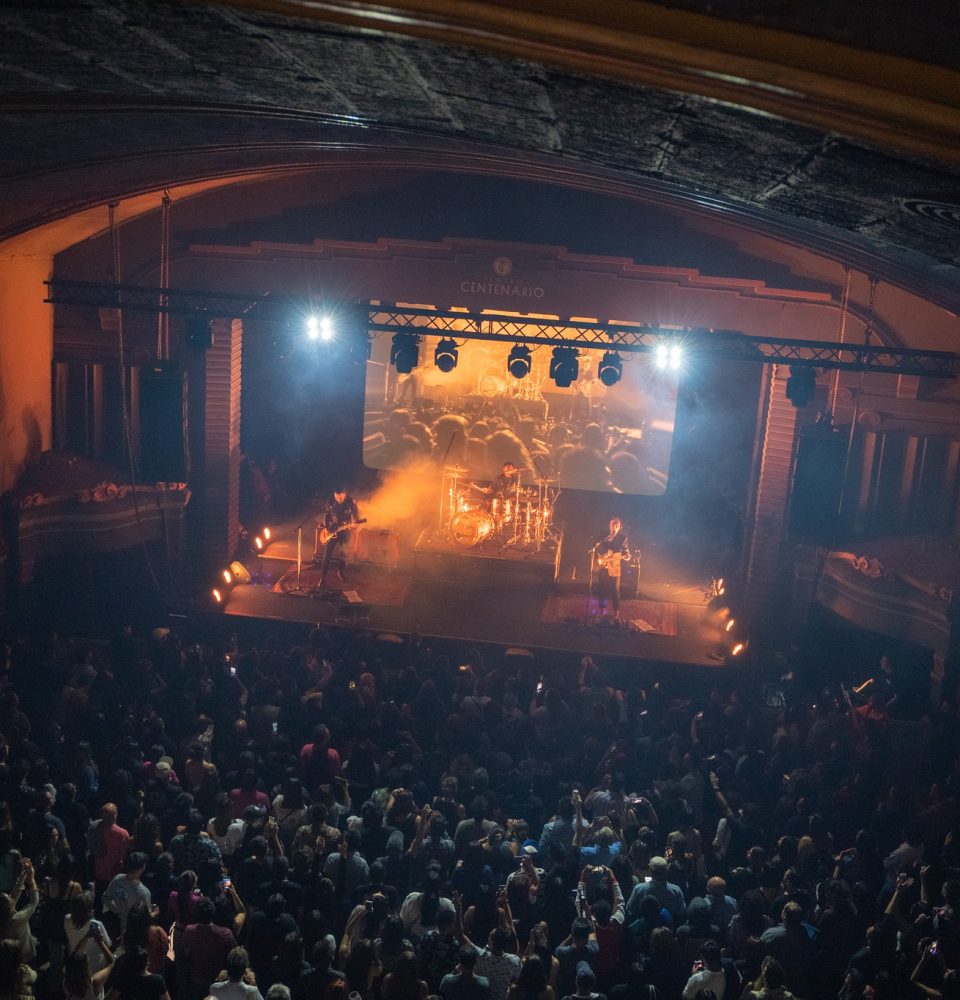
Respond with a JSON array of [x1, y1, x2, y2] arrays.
[[598, 350, 623, 386], [390, 333, 420, 374], [262, 527, 271, 541], [221, 568, 233, 585], [507, 344, 532, 379], [434, 338, 459, 372], [229, 561, 252, 585], [549, 346, 579, 388], [212, 588, 223, 604]]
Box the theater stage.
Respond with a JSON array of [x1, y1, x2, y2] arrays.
[[220, 514, 732, 667]]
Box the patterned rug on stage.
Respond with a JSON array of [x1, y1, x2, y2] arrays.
[[272, 566, 412, 607], [540, 595, 677, 635]]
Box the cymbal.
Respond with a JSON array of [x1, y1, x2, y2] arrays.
[[443, 465, 470, 475]]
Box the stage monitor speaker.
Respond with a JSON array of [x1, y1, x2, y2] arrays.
[[139, 368, 188, 482], [789, 429, 846, 539]]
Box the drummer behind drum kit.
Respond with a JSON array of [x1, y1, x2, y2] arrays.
[[440, 466, 559, 552]]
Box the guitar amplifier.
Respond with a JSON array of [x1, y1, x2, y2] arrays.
[[354, 527, 400, 567]]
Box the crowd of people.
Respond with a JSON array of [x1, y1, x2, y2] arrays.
[[0, 621, 955, 1000]]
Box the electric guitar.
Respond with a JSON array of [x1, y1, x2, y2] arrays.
[[317, 518, 366, 545]]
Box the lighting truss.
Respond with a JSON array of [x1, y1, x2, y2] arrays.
[[44, 281, 959, 379]]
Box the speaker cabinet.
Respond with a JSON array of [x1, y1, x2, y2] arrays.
[[139, 368, 188, 482]]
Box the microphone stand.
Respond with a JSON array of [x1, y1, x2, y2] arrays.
[[585, 540, 602, 626], [287, 511, 317, 597]]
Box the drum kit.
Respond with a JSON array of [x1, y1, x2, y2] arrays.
[[440, 465, 558, 551]]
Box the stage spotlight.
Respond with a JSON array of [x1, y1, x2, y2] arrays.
[[434, 338, 459, 372], [229, 561, 252, 585], [390, 333, 420, 374], [730, 641, 747, 657], [786, 366, 816, 408], [549, 346, 579, 388], [655, 341, 683, 371], [598, 351, 623, 386], [221, 568, 233, 585], [253, 536, 264, 551], [263, 527, 271, 540], [307, 315, 335, 341], [725, 617, 736, 632], [212, 588, 223, 604], [507, 344, 532, 379]]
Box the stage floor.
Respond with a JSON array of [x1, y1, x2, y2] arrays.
[[223, 514, 730, 667]]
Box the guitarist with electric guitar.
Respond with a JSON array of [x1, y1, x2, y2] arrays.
[[594, 517, 631, 619], [313, 486, 366, 586]]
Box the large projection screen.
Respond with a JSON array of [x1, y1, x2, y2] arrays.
[[363, 332, 679, 496]]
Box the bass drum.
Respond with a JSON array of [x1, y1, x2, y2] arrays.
[[451, 510, 494, 547]]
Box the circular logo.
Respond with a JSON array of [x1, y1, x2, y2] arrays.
[[492, 256, 513, 277]]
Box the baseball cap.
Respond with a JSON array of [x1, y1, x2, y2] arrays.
[[649, 856, 668, 873]]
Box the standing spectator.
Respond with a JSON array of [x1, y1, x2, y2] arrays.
[[169, 810, 223, 895], [103, 945, 169, 1000], [681, 939, 731, 1000], [474, 927, 522, 1000], [441, 944, 491, 1000], [88, 804, 129, 898], [555, 919, 599, 999], [0, 856, 39, 962], [62, 931, 115, 1000], [210, 945, 263, 1000], [625, 856, 686, 923], [103, 852, 152, 935], [324, 832, 370, 920], [183, 897, 237, 1000]]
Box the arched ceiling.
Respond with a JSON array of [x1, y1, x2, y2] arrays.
[[2, 0, 960, 315]]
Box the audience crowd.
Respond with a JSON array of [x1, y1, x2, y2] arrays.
[[0, 622, 955, 1000]]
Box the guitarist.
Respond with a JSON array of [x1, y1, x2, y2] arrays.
[[314, 486, 361, 585], [595, 517, 631, 619]]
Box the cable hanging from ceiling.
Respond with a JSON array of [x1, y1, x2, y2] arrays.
[[156, 191, 171, 361]]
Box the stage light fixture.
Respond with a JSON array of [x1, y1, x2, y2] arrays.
[[549, 346, 579, 388], [507, 345, 532, 379], [786, 366, 816, 408], [212, 588, 223, 604], [221, 568, 233, 585], [434, 338, 459, 372], [730, 641, 746, 657], [263, 527, 271, 540], [229, 561, 252, 585], [655, 341, 683, 371], [390, 333, 420, 374], [598, 351, 623, 386], [307, 315, 335, 341], [254, 536, 264, 551]]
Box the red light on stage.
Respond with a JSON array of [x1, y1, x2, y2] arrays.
[[730, 642, 745, 656]]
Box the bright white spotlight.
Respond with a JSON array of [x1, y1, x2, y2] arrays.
[[669, 344, 683, 370], [319, 316, 334, 341], [306, 316, 320, 340], [655, 343, 668, 369]]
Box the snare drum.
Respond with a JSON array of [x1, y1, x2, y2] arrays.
[[451, 510, 494, 546]]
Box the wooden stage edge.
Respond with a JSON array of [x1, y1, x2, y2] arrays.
[[221, 567, 729, 669]]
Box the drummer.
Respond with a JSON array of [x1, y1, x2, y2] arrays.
[[472, 461, 522, 499]]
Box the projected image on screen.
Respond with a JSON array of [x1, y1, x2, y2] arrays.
[[363, 333, 678, 495]]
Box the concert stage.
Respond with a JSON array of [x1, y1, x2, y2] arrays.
[[220, 513, 732, 668]]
